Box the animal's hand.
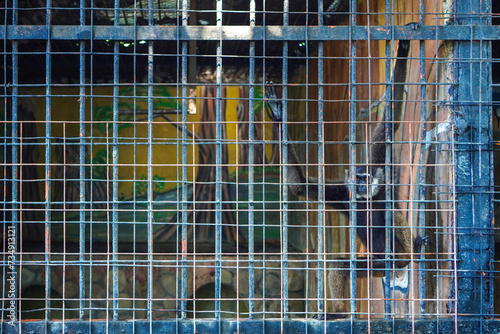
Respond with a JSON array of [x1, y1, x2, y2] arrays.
[[413, 235, 429, 253], [406, 22, 420, 30], [312, 313, 348, 320], [399, 22, 420, 47], [265, 82, 283, 122]]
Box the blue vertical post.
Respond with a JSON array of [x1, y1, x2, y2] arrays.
[[44, 1, 53, 322], [147, 0, 154, 324], [316, 0, 325, 318], [10, 0, 19, 324], [180, 0, 189, 320], [383, 0, 393, 318], [417, 0, 428, 316], [348, 0, 357, 319], [454, 0, 493, 318], [88, 1, 95, 321], [261, 3, 267, 320], [131, 1, 139, 322], [78, 0, 87, 321], [281, 0, 289, 320], [215, 0, 223, 321], [112, 0, 120, 321], [248, 0, 256, 319]]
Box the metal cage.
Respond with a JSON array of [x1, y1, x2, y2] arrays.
[[1, 0, 499, 333]]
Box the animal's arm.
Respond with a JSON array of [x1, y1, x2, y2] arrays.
[[324, 0, 350, 25], [265, 84, 350, 211], [390, 210, 429, 268], [392, 211, 413, 268], [370, 24, 417, 165]]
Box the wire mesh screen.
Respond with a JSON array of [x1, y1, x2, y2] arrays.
[[1, 0, 498, 333]]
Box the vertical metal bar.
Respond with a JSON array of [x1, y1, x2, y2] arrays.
[[417, 0, 428, 316], [486, 4, 495, 315], [180, 0, 189, 320], [248, 0, 256, 319], [44, 0, 52, 322], [78, 0, 86, 321], [383, 0, 393, 318], [88, 0, 95, 323], [215, 0, 223, 321], [131, 1, 138, 325], [451, 35, 459, 326], [262, 1, 267, 320], [112, 0, 120, 321], [454, 0, 493, 318], [147, 0, 154, 324], [348, 0, 357, 319], [281, 0, 289, 320], [365, 2, 373, 324], [441, 17, 459, 322], [10, 0, 19, 324], [316, 0, 325, 318]]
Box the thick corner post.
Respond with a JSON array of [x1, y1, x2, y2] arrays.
[[454, 0, 494, 318]]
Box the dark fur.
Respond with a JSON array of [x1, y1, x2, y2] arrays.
[[265, 25, 425, 320]]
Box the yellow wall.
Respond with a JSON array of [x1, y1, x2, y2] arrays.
[[24, 85, 270, 200]]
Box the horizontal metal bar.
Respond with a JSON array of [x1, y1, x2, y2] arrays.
[[2, 24, 499, 41], [7, 319, 500, 334]]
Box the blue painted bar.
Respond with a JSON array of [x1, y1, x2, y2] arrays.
[[316, 0, 325, 317], [9, 0, 19, 324], [44, 2, 53, 321], [180, 0, 189, 320], [484, 0, 495, 315], [112, 13, 120, 319], [259, 5, 268, 320], [147, 0, 155, 317], [7, 318, 500, 334], [383, 15, 393, 318], [417, 0, 428, 316], [214, 0, 223, 320], [131, 19, 139, 323], [248, 0, 256, 319], [2, 25, 500, 41], [78, 0, 86, 320], [282, 0, 290, 320], [348, 0, 358, 318], [147, 38, 155, 324]]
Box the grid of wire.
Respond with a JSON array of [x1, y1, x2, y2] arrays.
[[0, 0, 497, 333]]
